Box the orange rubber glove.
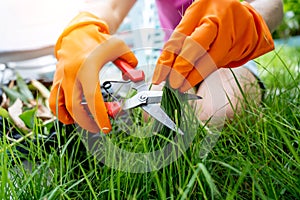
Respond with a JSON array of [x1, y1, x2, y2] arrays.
[[152, 0, 274, 92], [49, 12, 138, 134]]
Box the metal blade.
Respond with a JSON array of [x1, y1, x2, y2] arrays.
[[183, 93, 202, 100], [131, 81, 149, 93], [122, 91, 201, 110], [143, 92, 201, 104], [142, 104, 184, 135]]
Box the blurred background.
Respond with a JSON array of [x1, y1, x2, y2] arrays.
[[0, 0, 163, 84], [0, 0, 299, 84], [272, 0, 300, 40]]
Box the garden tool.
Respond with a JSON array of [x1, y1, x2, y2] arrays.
[[102, 59, 201, 135]]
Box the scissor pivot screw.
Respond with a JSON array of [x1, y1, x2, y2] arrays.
[[138, 94, 147, 102]]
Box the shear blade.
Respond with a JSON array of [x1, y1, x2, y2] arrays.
[[122, 91, 201, 110], [142, 104, 184, 135]]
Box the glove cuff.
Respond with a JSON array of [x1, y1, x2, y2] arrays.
[[55, 12, 110, 56]]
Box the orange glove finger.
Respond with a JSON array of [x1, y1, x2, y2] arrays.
[[152, 50, 175, 85], [152, 31, 186, 85], [168, 21, 218, 89], [49, 64, 74, 124], [81, 79, 110, 133], [63, 78, 101, 133], [180, 52, 218, 92], [49, 82, 74, 124]]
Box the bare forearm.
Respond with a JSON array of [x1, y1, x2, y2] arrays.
[[246, 0, 283, 32], [81, 0, 136, 34]]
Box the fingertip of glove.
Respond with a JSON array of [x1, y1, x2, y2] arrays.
[[152, 71, 168, 86], [179, 81, 193, 93], [100, 126, 112, 134], [152, 59, 173, 85], [87, 126, 101, 134], [169, 71, 184, 89], [95, 117, 111, 134], [48, 98, 75, 125], [151, 74, 163, 85], [88, 127, 111, 134], [76, 118, 100, 134], [58, 114, 75, 125]]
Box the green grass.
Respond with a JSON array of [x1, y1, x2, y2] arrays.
[[1, 45, 300, 199]]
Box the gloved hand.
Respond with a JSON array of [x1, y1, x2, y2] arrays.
[[49, 12, 138, 134], [152, 0, 274, 92]]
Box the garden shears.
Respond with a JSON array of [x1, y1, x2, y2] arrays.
[[102, 59, 201, 135]]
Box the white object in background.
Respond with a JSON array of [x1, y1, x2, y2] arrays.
[[0, 0, 81, 52], [0, 0, 82, 82]]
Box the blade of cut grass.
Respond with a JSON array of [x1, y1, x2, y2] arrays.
[[226, 164, 250, 200], [209, 160, 241, 174], [79, 164, 97, 199], [160, 84, 182, 135], [180, 163, 205, 200], [181, 163, 220, 200]]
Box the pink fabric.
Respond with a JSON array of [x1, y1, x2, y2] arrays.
[[155, 0, 193, 40]]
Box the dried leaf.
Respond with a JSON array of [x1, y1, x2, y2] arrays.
[[8, 80, 15, 88], [36, 104, 54, 120], [8, 98, 29, 131], [31, 79, 50, 99], [1, 92, 8, 108]]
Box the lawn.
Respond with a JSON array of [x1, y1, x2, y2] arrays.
[[0, 44, 299, 199]]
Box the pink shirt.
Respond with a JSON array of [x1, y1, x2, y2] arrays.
[[155, 0, 193, 40]]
